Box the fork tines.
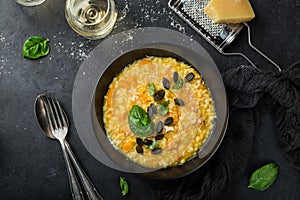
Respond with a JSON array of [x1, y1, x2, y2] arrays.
[[42, 94, 68, 132]]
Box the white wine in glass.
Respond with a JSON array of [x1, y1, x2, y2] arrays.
[[15, 0, 45, 6], [65, 0, 117, 40]]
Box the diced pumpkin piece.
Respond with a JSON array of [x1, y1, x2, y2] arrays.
[[123, 141, 135, 152]]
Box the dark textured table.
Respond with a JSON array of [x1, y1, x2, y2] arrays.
[[0, 0, 299, 199]]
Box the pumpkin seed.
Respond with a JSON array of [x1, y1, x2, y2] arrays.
[[154, 90, 165, 101], [185, 72, 194, 82], [151, 148, 162, 154], [163, 78, 171, 90], [155, 121, 164, 133], [136, 137, 143, 146], [136, 145, 143, 154], [155, 134, 164, 140], [173, 71, 179, 83], [147, 105, 153, 118], [174, 98, 184, 106], [150, 103, 157, 114], [164, 117, 174, 126], [143, 139, 153, 146]]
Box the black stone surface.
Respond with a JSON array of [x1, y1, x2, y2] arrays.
[[0, 0, 299, 199]]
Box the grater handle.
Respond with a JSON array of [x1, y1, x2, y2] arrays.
[[218, 50, 261, 71], [219, 23, 282, 72], [243, 22, 282, 72]]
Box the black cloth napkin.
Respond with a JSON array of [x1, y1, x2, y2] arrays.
[[150, 62, 300, 200]]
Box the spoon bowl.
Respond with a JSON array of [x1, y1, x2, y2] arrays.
[[34, 95, 55, 139]]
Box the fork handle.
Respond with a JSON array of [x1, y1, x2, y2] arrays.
[[60, 141, 85, 200], [64, 140, 104, 200]]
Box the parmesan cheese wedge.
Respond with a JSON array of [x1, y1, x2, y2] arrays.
[[204, 0, 255, 23]]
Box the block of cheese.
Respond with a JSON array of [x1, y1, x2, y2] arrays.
[[204, 0, 255, 23]]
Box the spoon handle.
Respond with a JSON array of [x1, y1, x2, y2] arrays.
[[60, 141, 85, 200], [64, 140, 104, 200]]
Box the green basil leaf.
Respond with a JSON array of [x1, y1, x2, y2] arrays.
[[148, 83, 156, 96], [128, 105, 154, 137], [22, 36, 50, 59], [172, 78, 183, 89], [119, 177, 129, 196], [248, 162, 279, 191], [159, 100, 170, 116], [129, 105, 150, 126]]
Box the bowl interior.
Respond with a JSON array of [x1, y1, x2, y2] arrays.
[[92, 46, 228, 179]]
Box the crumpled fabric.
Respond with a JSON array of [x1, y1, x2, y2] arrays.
[[223, 62, 300, 171], [151, 62, 300, 200]]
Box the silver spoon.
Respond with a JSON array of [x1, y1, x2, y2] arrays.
[[35, 94, 103, 200]]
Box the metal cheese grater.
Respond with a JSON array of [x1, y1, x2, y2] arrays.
[[168, 0, 282, 71]]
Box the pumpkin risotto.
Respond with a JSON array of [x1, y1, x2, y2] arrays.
[[103, 57, 215, 168]]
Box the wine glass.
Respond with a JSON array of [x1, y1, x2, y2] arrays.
[[15, 0, 45, 6], [65, 0, 118, 40]]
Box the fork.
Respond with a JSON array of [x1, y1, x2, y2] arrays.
[[42, 95, 103, 200], [42, 95, 84, 200]]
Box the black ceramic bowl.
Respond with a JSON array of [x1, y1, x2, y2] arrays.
[[92, 46, 228, 179], [72, 28, 228, 179]]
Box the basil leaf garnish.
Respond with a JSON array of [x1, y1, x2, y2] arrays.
[[148, 83, 156, 96], [159, 100, 170, 116], [248, 162, 279, 191], [128, 105, 154, 137], [119, 177, 129, 196], [172, 78, 183, 89], [22, 36, 50, 59]]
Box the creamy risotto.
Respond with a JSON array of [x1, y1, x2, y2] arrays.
[[103, 57, 215, 168]]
